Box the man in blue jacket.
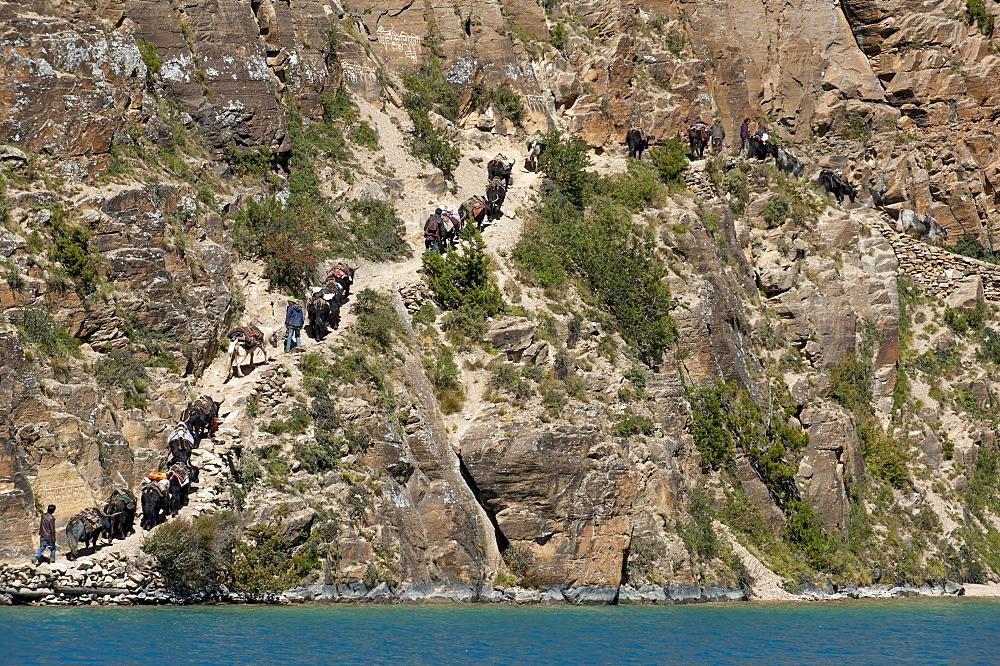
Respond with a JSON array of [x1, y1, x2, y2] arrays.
[[285, 299, 304, 352]]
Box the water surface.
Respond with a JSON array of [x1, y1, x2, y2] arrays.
[[2, 598, 998, 664]]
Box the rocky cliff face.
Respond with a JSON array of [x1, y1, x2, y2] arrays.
[[1, 0, 1000, 601]]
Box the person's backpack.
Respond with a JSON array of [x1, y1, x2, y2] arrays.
[[424, 214, 441, 236]]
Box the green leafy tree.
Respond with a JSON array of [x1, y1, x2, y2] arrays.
[[648, 138, 689, 187], [422, 230, 506, 317], [537, 130, 593, 207]]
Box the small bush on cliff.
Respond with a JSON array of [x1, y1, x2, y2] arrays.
[[613, 409, 656, 437], [784, 501, 839, 572], [137, 39, 161, 84], [142, 512, 242, 590], [965, 0, 995, 36], [352, 288, 406, 352], [469, 83, 525, 126], [537, 131, 593, 207], [648, 138, 689, 187], [424, 348, 464, 413], [234, 196, 320, 294], [687, 381, 806, 507], [951, 233, 1000, 264], [94, 349, 150, 409], [227, 524, 315, 594], [502, 544, 535, 581], [943, 301, 986, 335], [594, 159, 666, 212], [422, 229, 506, 331], [349, 121, 379, 151], [677, 488, 721, 559], [401, 57, 461, 178], [489, 363, 535, 401], [42, 205, 101, 296], [762, 195, 790, 227], [828, 326, 911, 490], [345, 198, 411, 263], [7, 308, 80, 359]]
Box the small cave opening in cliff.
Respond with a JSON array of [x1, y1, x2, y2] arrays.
[[457, 454, 510, 552]]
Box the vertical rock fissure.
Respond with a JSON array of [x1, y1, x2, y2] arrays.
[[456, 454, 510, 553], [613, 537, 631, 606]]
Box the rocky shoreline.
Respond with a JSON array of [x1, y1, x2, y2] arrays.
[[0, 559, 970, 606]]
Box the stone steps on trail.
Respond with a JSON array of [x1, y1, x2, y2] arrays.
[[684, 165, 716, 200]]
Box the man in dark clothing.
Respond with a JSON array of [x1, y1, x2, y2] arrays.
[[710, 119, 726, 152], [424, 209, 442, 251], [739, 118, 751, 157], [284, 300, 304, 352], [32, 505, 56, 564]]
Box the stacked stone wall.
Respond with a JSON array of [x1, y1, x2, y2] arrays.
[[867, 216, 1000, 302]]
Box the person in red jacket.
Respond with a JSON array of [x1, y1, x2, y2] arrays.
[[31, 505, 56, 564]]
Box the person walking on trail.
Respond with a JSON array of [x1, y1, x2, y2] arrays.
[[424, 209, 443, 251], [31, 505, 56, 564], [739, 118, 750, 156], [710, 119, 726, 153], [284, 299, 304, 352]]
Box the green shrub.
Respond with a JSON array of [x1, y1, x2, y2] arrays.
[[951, 234, 999, 264], [142, 512, 242, 590], [422, 229, 506, 315], [137, 39, 161, 81], [627, 537, 660, 583], [401, 58, 461, 177], [266, 406, 310, 435], [490, 363, 535, 400], [537, 131, 594, 208], [664, 29, 685, 54], [349, 120, 379, 151], [441, 305, 490, 346], [412, 303, 438, 326], [228, 524, 316, 593], [762, 195, 790, 227], [912, 342, 961, 376], [648, 138, 689, 187], [723, 167, 748, 202], [613, 409, 655, 437], [677, 488, 721, 559], [688, 381, 806, 506], [502, 544, 534, 579], [352, 288, 405, 351], [944, 301, 986, 335], [829, 336, 912, 489], [401, 57, 459, 121], [233, 196, 320, 293], [516, 162, 675, 361], [470, 84, 526, 126], [94, 349, 149, 408], [550, 22, 567, 50], [784, 501, 835, 570], [320, 84, 358, 125], [406, 107, 461, 178], [511, 229, 568, 289], [425, 349, 464, 413], [294, 438, 342, 474], [7, 308, 80, 359], [595, 160, 666, 212], [979, 327, 1000, 365], [345, 198, 411, 262], [42, 205, 101, 295], [227, 144, 273, 176], [965, 0, 995, 36]]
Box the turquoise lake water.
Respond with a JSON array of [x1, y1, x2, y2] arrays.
[[1, 599, 999, 664]]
